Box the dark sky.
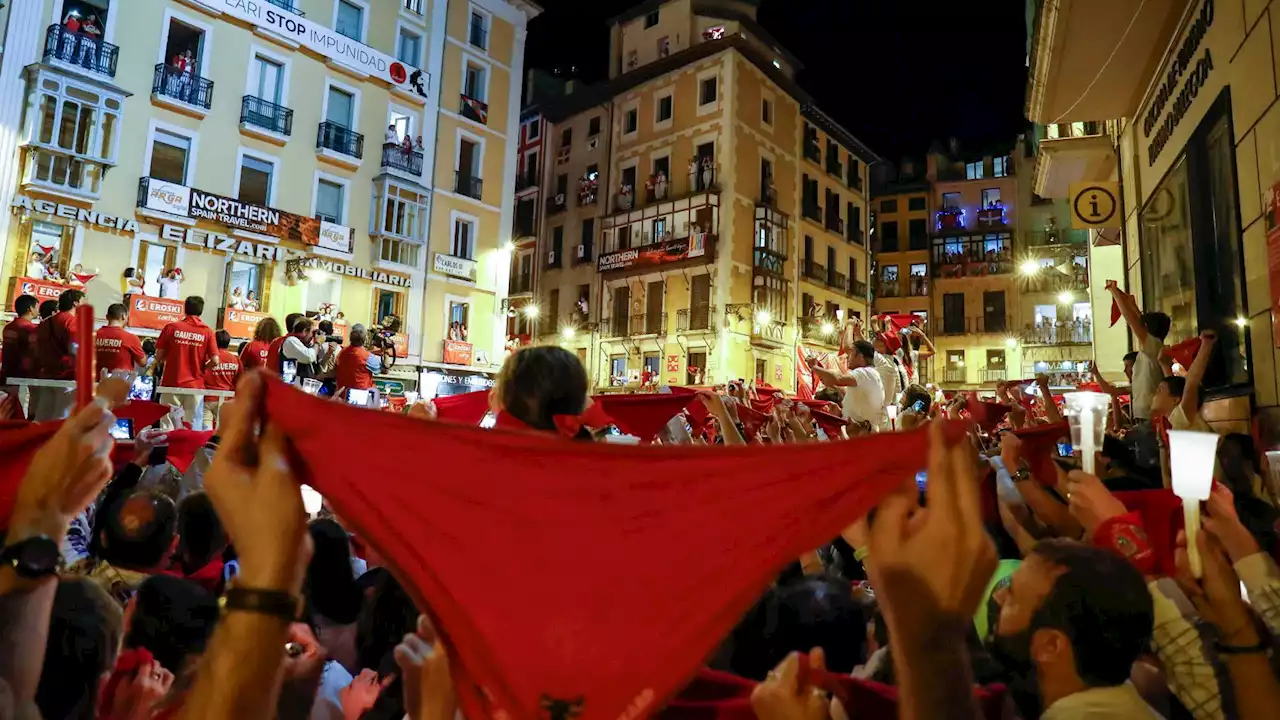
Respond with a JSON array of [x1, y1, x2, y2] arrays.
[[524, 0, 1030, 161]]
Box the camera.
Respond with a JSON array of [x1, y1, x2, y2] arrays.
[[322, 335, 344, 345]]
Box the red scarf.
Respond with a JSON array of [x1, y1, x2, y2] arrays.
[[1163, 337, 1202, 369], [433, 390, 491, 425], [965, 394, 1010, 433], [594, 391, 698, 441], [1012, 421, 1070, 487], [97, 647, 156, 720], [114, 400, 174, 431], [253, 377, 964, 720], [809, 409, 847, 437]]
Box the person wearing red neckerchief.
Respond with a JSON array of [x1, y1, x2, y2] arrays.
[[95, 303, 146, 376], [238, 316, 281, 372], [154, 296, 218, 423], [32, 288, 84, 420], [1, 294, 39, 391], [201, 330, 241, 429], [265, 313, 304, 376]]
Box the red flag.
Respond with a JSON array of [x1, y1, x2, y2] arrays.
[[594, 392, 698, 441], [1110, 298, 1122, 327], [795, 345, 815, 400], [1012, 421, 1070, 488], [432, 390, 491, 426], [1163, 337, 1202, 369], [965, 393, 1010, 433]]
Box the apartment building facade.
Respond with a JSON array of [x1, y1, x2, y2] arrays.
[[927, 145, 1021, 390], [503, 105, 545, 352], [0, 0, 535, 398], [533, 0, 876, 391], [1026, 0, 1279, 434]]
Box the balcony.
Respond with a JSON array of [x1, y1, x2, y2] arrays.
[[803, 141, 821, 164], [676, 306, 717, 333], [848, 226, 864, 245], [944, 368, 967, 384], [1024, 228, 1090, 248], [1023, 265, 1090, 294], [612, 165, 719, 216], [240, 96, 293, 141], [603, 313, 668, 338], [980, 367, 1007, 384], [316, 121, 363, 163], [937, 317, 1009, 336], [577, 179, 598, 207], [266, 0, 305, 15], [827, 269, 847, 292], [1033, 122, 1115, 199], [44, 24, 118, 78], [151, 63, 213, 114], [826, 155, 843, 178], [877, 281, 901, 298], [906, 274, 929, 297], [825, 211, 844, 235], [546, 194, 567, 214], [850, 279, 868, 299], [802, 260, 827, 284], [1021, 322, 1093, 347], [802, 200, 822, 223], [516, 168, 539, 192], [513, 216, 535, 239], [508, 272, 533, 296], [932, 241, 1014, 278], [455, 172, 483, 200], [460, 94, 489, 125], [381, 143, 423, 176], [799, 317, 840, 346]]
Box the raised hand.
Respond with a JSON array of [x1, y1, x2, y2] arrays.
[[750, 649, 829, 720], [339, 669, 393, 720], [393, 616, 455, 720], [1174, 527, 1256, 644], [106, 659, 174, 720], [1064, 470, 1127, 536]]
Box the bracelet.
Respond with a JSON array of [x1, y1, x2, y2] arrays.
[[219, 586, 300, 621], [1213, 638, 1271, 655]]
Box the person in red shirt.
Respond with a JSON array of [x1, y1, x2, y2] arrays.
[[335, 324, 383, 395], [265, 313, 304, 376], [32, 289, 84, 420], [239, 315, 282, 371], [154, 296, 218, 426], [202, 330, 241, 429], [95, 303, 146, 376], [1, 295, 39, 390]]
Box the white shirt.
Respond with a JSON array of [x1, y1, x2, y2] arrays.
[[283, 335, 318, 364], [310, 660, 352, 720], [841, 365, 885, 427], [158, 277, 181, 299], [873, 353, 902, 410], [1040, 683, 1163, 720], [1130, 334, 1164, 420], [27, 261, 46, 279]]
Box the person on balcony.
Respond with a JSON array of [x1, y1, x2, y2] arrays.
[[400, 134, 415, 157], [244, 291, 260, 313], [384, 124, 399, 145], [415, 135, 425, 152]]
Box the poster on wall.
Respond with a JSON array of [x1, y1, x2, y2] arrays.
[[597, 232, 712, 273], [443, 340, 473, 365], [391, 333, 409, 358], [127, 296, 185, 331], [1266, 183, 1280, 348], [12, 277, 72, 309], [223, 308, 272, 339]]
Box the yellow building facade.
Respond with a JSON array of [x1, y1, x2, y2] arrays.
[[0, 0, 535, 396], [534, 0, 876, 392]]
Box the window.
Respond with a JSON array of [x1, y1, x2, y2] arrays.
[[397, 28, 422, 65], [941, 192, 961, 209], [993, 155, 1009, 177], [326, 86, 355, 127], [908, 219, 927, 250], [227, 259, 266, 310], [942, 293, 965, 334], [624, 108, 638, 135], [699, 76, 717, 106], [908, 196, 926, 211], [28, 72, 122, 189], [448, 301, 470, 339], [965, 161, 983, 180], [335, 1, 364, 41], [761, 98, 772, 126], [138, 239, 177, 297], [464, 62, 487, 101], [403, 0, 423, 13], [560, 128, 571, 148], [314, 178, 345, 223], [657, 36, 670, 57], [908, 263, 927, 295], [579, 218, 594, 262], [588, 116, 601, 136], [469, 11, 488, 50], [380, 237, 420, 267], [981, 188, 1001, 208], [656, 94, 673, 123], [880, 221, 899, 252], [686, 351, 706, 385], [549, 225, 563, 267], [880, 199, 897, 213], [374, 289, 405, 326], [251, 55, 284, 105], [25, 221, 73, 280], [237, 155, 274, 206], [389, 111, 412, 144], [644, 10, 659, 28], [527, 121, 539, 140], [451, 216, 475, 259], [984, 291, 1006, 332], [754, 359, 766, 384], [149, 129, 192, 184], [986, 349, 1006, 370], [458, 137, 480, 178]]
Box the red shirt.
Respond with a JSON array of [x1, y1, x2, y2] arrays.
[[239, 340, 270, 371], [265, 336, 288, 375], [203, 349, 241, 401], [36, 311, 77, 380], [0, 317, 38, 384], [336, 346, 374, 390], [156, 316, 217, 389], [94, 325, 145, 375]]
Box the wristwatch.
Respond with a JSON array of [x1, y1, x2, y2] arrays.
[[219, 584, 302, 621], [0, 535, 62, 579], [1012, 467, 1033, 483]]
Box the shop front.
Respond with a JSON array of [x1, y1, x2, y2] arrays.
[[419, 365, 495, 399]]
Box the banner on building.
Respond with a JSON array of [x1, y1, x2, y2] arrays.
[[443, 339, 473, 365], [12, 277, 72, 309], [391, 333, 409, 359], [141, 178, 354, 255], [223, 308, 272, 339], [597, 232, 712, 273], [127, 295, 185, 331]]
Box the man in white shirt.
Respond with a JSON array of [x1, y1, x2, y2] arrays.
[[989, 539, 1160, 719], [1107, 280, 1168, 421], [808, 340, 884, 430], [872, 335, 904, 430], [158, 269, 181, 299]]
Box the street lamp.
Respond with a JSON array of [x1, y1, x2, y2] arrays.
[[755, 309, 772, 326], [562, 327, 576, 340], [1057, 291, 1073, 305], [1020, 260, 1040, 275], [1005, 337, 1017, 349], [821, 321, 835, 335], [522, 304, 540, 319]]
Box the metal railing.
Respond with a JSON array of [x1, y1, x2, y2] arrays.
[[603, 313, 668, 338], [44, 24, 118, 77], [878, 281, 901, 298], [455, 172, 483, 200], [943, 368, 967, 384], [240, 95, 293, 136], [1021, 323, 1094, 346], [754, 247, 787, 276], [1040, 120, 1103, 140], [802, 201, 822, 222], [937, 316, 1009, 336], [799, 317, 840, 345], [546, 195, 567, 214], [826, 212, 844, 235], [907, 275, 929, 296], [516, 169, 538, 191], [803, 260, 827, 282], [152, 63, 214, 109], [803, 141, 821, 163], [508, 273, 533, 295], [850, 279, 868, 299], [932, 243, 1014, 278], [317, 121, 363, 158], [381, 142, 423, 175], [676, 306, 717, 332], [848, 227, 864, 245], [266, 0, 304, 15], [1024, 229, 1090, 247], [826, 156, 843, 177], [981, 367, 1007, 383], [827, 269, 847, 291], [460, 94, 489, 125]]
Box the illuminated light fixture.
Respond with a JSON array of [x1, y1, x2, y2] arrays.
[[754, 309, 772, 326], [1005, 337, 1017, 349], [562, 327, 576, 339], [1057, 291, 1073, 304], [772, 59, 781, 69], [501, 240, 516, 253], [522, 304, 540, 319], [1235, 316, 1248, 328], [820, 321, 835, 335], [1020, 260, 1040, 275]]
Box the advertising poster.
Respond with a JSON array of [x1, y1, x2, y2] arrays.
[[12, 277, 72, 309], [443, 340, 473, 365], [597, 232, 710, 274], [223, 308, 272, 339], [127, 296, 185, 331]]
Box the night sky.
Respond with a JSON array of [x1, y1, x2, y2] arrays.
[[524, 0, 1030, 161]]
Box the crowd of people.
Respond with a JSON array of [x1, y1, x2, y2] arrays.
[[0, 280, 1279, 720]]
